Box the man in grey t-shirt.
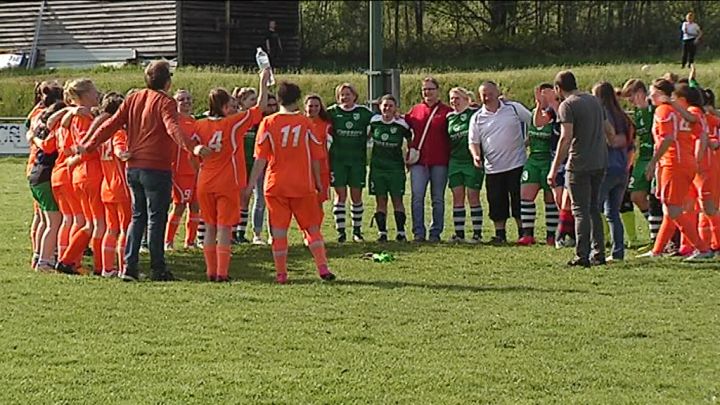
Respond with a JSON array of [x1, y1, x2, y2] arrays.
[[547, 70, 615, 267]]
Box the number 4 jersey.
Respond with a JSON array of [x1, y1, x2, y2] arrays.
[[255, 112, 325, 198]]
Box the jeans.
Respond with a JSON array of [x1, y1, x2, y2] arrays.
[[600, 172, 627, 259], [567, 169, 606, 262], [126, 168, 172, 277], [410, 164, 448, 240], [252, 171, 266, 234]]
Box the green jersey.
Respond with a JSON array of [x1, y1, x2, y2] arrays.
[[244, 124, 258, 168], [369, 116, 411, 172], [328, 104, 375, 164], [447, 108, 478, 164], [527, 108, 554, 160], [633, 105, 654, 160]]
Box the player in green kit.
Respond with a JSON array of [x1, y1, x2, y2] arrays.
[[621, 79, 659, 245], [518, 84, 560, 246], [327, 83, 375, 242], [369, 95, 410, 242], [447, 87, 483, 243]]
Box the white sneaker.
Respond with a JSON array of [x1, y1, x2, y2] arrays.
[[636, 250, 661, 259], [164, 242, 174, 251], [183, 242, 197, 249], [252, 236, 266, 245], [101, 269, 119, 278], [684, 250, 715, 261], [140, 246, 149, 254]]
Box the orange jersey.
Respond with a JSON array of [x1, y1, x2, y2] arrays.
[[51, 127, 76, 188], [69, 115, 103, 185], [195, 110, 259, 193], [653, 103, 696, 168], [309, 116, 331, 165], [100, 129, 131, 203], [256, 112, 324, 198], [706, 113, 720, 165], [172, 115, 198, 177]]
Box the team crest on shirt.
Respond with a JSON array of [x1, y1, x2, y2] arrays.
[[453, 125, 462, 132], [345, 121, 353, 129], [353, 113, 360, 121], [381, 133, 389, 141], [460, 114, 467, 121], [390, 127, 397, 134]]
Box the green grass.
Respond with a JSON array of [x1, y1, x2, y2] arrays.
[[1, 154, 720, 403], [5, 57, 720, 117]]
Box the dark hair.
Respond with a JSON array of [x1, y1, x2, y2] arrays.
[[144, 60, 172, 91], [703, 89, 715, 107], [593, 82, 624, 116], [277, 81, 301, 106], [685, 86, 705, 108], [304, 94, 331, 123], [380, 94, 397, 104], [554, 71, 577, 92], [208, 88, 232, 117], [677, 78, 690, 85], [100, 92, 124, 115], [39, 81, 64, 108], [621, 79, 647, 98], [34, 101, 67, 140], [537, 83, 554, 91], [652, 79, 674, 97]]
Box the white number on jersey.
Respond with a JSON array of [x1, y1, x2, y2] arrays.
[[208, 130, 223, 152], [280, 124, 303, 148]]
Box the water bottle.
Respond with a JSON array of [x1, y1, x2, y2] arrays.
[[256, 47, 275, 86]]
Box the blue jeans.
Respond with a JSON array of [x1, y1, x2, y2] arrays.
[[410, 164, 448, 240], [600, 172, 627, 260], [252, 171, 266, 234], [125, 168, 172, 277]]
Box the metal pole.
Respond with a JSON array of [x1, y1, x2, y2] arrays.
[[27, 0, 46, 69], [369, 0, 384, 104]]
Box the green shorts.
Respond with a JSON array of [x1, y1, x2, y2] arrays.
[[331, 161, 366, 189], [369, 169, 405, 197], [30, 181, 59, 212], [448, 161, 484, 190], [521, 157, 551, 192], [629, 160, 651, 193]]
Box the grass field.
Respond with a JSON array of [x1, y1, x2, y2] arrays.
[[2, 151, 720, 403]]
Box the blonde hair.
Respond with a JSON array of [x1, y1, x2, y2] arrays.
[[334, 82, 359, 103], [64, 79, 96, 103], [449, 87, 472, 100]]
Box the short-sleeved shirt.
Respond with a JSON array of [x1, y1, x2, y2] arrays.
[[557, 93, 608, 172], [652, 103, 697, 168], [256, 112, 324, 198], [327, 104, 375, 165], [172, 115, 198, 178], [100, 130, 130, 203], [682, 21, 700, 40], [70, 114, 103, 185], [633, 105, 655, 161], [468, 100, 532, 174], [527, 108, 556, 161], [369, 115, 411, 172], [447, 107, 478, 164]]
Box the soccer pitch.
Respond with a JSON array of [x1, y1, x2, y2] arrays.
[[1, 155, 718, 403]]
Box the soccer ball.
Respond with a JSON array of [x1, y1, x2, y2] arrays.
[[641, 64, 651, 74]]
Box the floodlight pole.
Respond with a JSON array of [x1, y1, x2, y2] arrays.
[[368, 0, 384, 105]]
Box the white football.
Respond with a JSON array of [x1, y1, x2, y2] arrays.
[[641, 64, 651, 73]]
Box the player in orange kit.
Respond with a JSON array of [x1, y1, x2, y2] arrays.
[[696, 88, 720, 251], [192, 69, 269, 282], [638, 80, 712, 260], [245, 81, 336, 284], [304, 94, 332, 206], [55, 79, 106, 274], [165, 89, 201, 250], [96, 93, 132, 277]]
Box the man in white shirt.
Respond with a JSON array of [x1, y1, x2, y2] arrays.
[[468, 81, 532, 243], [681, 12, 702, 68]]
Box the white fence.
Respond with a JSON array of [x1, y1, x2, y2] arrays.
[[0, 118, 30, 156]]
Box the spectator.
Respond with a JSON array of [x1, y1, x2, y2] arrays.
[[548, 70, 614, 267], [265, 19, 283, 66], [468, 81, 532, 244], [404, 77, 452, 242], [681, 12, 702, 69], [593, 81, 631, 261], [81, 60, 201, 281]]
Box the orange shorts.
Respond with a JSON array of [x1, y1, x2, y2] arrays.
[[266, 194, 323, 231], [694, 172, 718, 203], [198, 190, 240, 227], [76, 180, 105, 221], [53, 182, 83, 217], [658, 166, 695, 206], [104, 201, 131, 233], [172, 174, 197, 205]]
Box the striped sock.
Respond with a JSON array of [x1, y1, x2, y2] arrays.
[[545, 202, 558, 240], [520, 200, 536, 238], [333, 203, 346, 234], [470, 205, 483, 238], [197, 220, 206, 245], [351, 203, 363, 234], [648, 196, 662, 242], [453, 206, 466, 239], [238, 209, 249, 235]]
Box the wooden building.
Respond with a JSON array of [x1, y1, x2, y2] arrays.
[[0, 0, 300, 67]]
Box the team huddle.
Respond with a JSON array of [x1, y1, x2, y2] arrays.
[[23, 61, 720, 284]]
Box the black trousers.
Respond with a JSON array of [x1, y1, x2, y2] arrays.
[[682, 39, 697, 67]]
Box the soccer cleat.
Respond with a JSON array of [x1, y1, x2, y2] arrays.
[[34, 262, 56, 273], [83, 247, 93, 257], [546, 236, 556, 247], [164, 241, 174, 251], [252, 236, 267, 245], [567, 257, 590, 268], [471, 231, 482, 244], [352, 232, 365, 242], [489, 236, 506, 246], [378, 234, 388, 243], [636, 250, 662, 259], [101, 269, 119, 278], [517, 235, 535, 246], [449, 234, 465, 244], [683, 250, 715, 261], [320, 271, 336, 281], [150, 271, 176, 282], [396, 233, 407, 242], [276, 272, 288, 284], [233, 235, 249, 245], [55, 261, 78, 275], [337, 232, 347, 243]]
